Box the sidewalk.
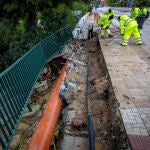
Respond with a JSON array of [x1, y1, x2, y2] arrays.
[[99, 20, 150, 150], [87, 6, 150, 149]]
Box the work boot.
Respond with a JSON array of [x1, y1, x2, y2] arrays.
[[108, 34, 113, 38], [101, 35, 104, 39], [137, 42, 142, 45], [121, 42, 127, 46]]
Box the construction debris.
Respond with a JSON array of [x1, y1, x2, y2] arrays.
[[71, 117, 86, 129]]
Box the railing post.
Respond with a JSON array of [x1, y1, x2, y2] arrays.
[[27, 103, 32, 112]]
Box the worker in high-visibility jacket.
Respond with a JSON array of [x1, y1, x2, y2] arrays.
[[136, 4, 149, 34], [98, 15, 114, 38], [130, 6, 140, 20], [104, 9, 115, 22], [117, 15, 142, 46]]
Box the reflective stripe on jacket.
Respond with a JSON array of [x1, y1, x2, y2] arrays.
[[98, 15, 111, 29], [119, 15, 137, 34], [104, 10, 114, 18]]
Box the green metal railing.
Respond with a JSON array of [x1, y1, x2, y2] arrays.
[[0, 26, 72, 150]]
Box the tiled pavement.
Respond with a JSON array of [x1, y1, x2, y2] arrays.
[[99, 33, 150, 149], [94, 6, 150, 149]]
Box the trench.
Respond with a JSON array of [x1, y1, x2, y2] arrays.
[[87, 36, 130, 149], [56, 36, 130, 150]]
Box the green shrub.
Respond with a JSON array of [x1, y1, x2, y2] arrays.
[[0, 1, 90, 72]]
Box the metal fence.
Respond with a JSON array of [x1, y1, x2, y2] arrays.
[[0, 26, 72, 150]]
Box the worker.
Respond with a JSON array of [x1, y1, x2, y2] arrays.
[[98, 15, 114, 38], [130, 6, 140, 20], [136, 3, 149, 34], [104, 9, 115, 22], [100, 0, 104, 7], [117, 15, 142, 46]]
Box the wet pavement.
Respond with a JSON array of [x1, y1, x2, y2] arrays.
[[97, 7, 150, 150]]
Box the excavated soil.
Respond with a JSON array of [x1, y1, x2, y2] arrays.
[[86, 36, 129, 149]]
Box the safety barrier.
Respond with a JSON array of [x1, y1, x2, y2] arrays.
[[0, 26, 73, 150]]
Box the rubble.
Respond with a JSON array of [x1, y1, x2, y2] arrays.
[[59, 34, 129, 149], [71, 117, 86, 129]]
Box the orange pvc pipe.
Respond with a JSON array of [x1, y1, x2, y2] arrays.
[[27, 61, 70, 150]]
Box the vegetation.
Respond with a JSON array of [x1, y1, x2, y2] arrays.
[[107, 0, 150, 7], [0, 0, 91, 72]]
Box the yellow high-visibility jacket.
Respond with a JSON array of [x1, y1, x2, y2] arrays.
[[119, 15, 137, 34], [98, 15, 111, 29], [104, 10, 114, 18], [130, 7, 140, 20], [139, 7, 148, 16]]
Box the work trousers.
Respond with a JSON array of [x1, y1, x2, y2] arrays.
[[137, 15, 146, 34], [100, 26, 111, 36], [122, 23, 142, 45]]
